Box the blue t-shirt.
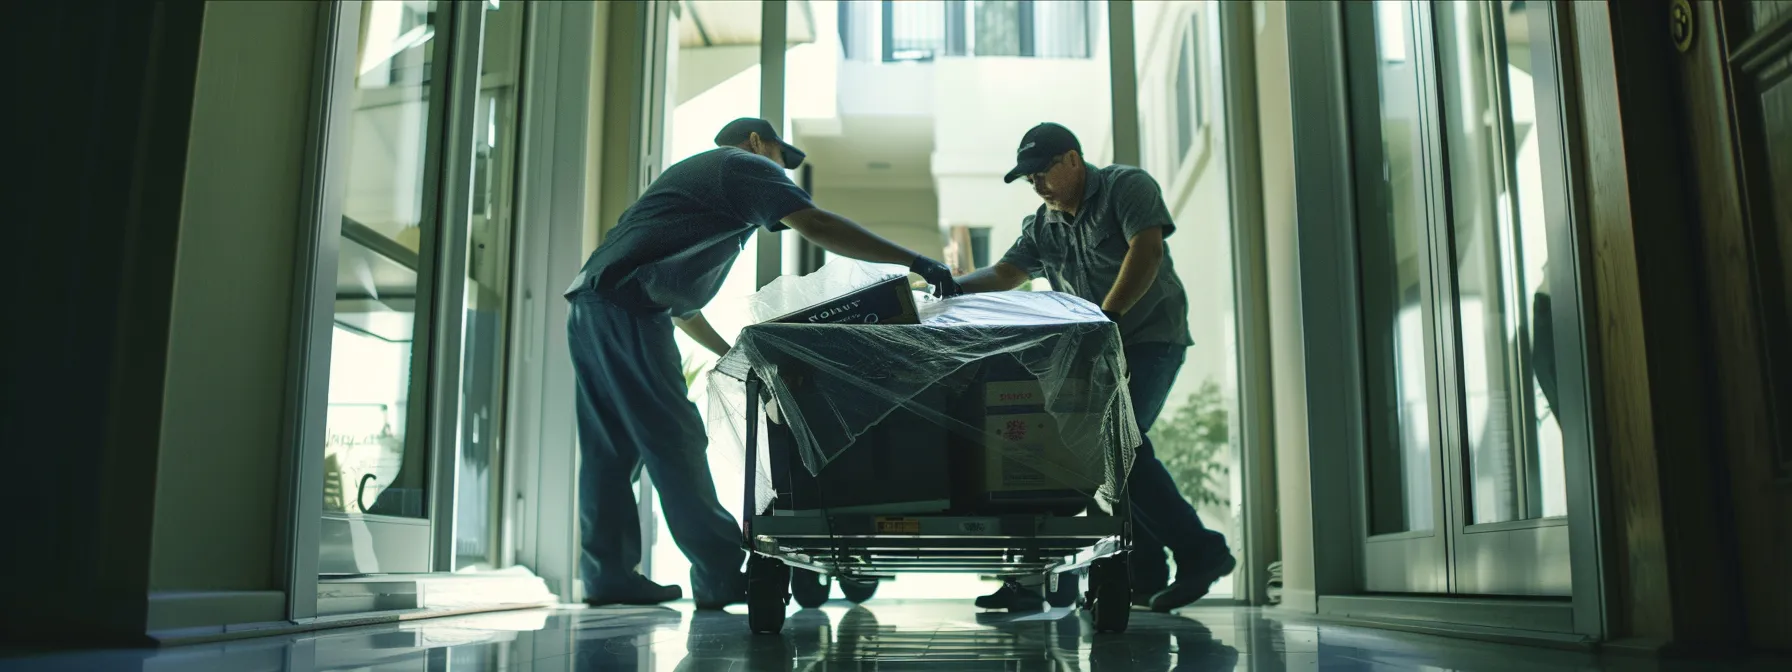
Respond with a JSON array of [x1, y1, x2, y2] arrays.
[[565, 147, 815, 317]]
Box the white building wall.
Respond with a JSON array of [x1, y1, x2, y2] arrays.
[[929, 56, 1113, 260]]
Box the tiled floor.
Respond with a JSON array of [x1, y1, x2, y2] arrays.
[[0, 602, 1776, 671]]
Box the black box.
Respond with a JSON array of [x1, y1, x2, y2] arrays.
[[769, 275, 919, 325], [769, 386, 952, 515]]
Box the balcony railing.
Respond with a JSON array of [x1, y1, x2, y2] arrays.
[[874, 0, 1093, 63]]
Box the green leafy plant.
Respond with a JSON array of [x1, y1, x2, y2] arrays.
[[1151, 380, 1231, 508], [682, 354, 710, 400]]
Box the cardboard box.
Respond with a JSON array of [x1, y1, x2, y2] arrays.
[[983, 411, 1101, 495], [770, 275, 918, 325], [972, 367, 1105, 505]]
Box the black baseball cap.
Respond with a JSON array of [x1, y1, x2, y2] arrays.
[[1002, 122, 1082, 183], [714, 117, 807, 169]]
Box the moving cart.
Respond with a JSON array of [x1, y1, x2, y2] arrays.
[[707, 282, 1141, 636]]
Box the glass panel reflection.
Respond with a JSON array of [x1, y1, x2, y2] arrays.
[[455, 0, 525, 569], [322, 0, 440, 518], [1359, 0, 1438, 535], [649, 0, 764, 590], [1130, 0, 1244, 598], [1437, 0, 1566, 524]]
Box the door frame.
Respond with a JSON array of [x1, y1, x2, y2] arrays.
[[282, 0, 567, 613], [1286, 0, 1611, 640], [280, 0, 361, 621]]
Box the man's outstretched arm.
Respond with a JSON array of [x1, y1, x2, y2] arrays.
[[780, 208, 921, 265], [956, 262, 1032, 294], [781, 208, 961, 296]]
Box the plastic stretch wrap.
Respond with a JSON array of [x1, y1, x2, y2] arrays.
[[744, 259, 920, 323], [708, 261, 1141, 516]]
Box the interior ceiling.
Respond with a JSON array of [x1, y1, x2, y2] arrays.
[[793, 115, 936, 187], [680, 0, 816, 48]]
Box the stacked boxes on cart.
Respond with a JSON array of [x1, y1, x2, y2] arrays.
[[759, 277, 1107, 516]]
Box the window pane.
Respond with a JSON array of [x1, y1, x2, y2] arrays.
[[1357, 0, 1438, 535], [1175, 22, 1198, 161], [649, 0, 763, 589], [974, 0, 1024, 56], [1437, 0, 1566, 523], [1132, 0, 1244, 597], [1032, 0, 1091, 58], [454, 0, 525, 570], [323, 0, 442, 519], [887, 0, 947, 61]]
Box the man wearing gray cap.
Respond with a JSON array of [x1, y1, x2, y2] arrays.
[[565, 118, 961, 609], [955, 122, 1234, 613]]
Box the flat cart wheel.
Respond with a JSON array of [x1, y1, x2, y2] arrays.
[[1047, 570, 1082, 609], [839, 577, 878, 604], [1087, 554, 1132, 633], [748, 555, 791, 634], [791, 568, 831, 609]]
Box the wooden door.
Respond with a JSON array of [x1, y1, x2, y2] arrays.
[[1673, 0, 1792, 652]]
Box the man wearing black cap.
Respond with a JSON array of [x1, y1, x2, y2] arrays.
[[564, 118, 961, 609], [955, 122, 1234, 613]]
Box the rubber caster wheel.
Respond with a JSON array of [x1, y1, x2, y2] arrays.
[[791, 568, 831, 609], [747, 555, 790, 634], [1087, 554, 1131, 633], [840, 577, 878, 604], [1047, 570, 1081, 608]]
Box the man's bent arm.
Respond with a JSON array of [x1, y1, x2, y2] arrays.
[[781, 208, 921, 265], [956, 262, 1031, 294], [1101, 227, 1165, 316], [673, 311, 731, 358]]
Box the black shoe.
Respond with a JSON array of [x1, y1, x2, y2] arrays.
[[1148, 552, 1237, 613], [585, 577, 683, 607], [974, 582, 1046, 611]]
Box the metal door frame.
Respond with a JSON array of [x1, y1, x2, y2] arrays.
[[282, 0, 516, 614], [1429, 0, 1572, 598], [1288, 0, 1610, 640]]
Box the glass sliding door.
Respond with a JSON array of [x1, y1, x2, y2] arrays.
[[1345, 0, 1450, 594], [1343, 0, 1570, 597], [1433, 0, 1569, 596], [318, 0, 454, 574], [644, 0, 764, 590], [1130, 0, 1247, 600], [309, 0, 526, 579], [454, 0, 526, 572]]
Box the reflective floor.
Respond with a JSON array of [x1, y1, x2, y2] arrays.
[[1, 602, 1776, 671]]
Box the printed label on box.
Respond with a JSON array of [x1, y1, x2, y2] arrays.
[[983, 412, 1099, 493], [983, 378, 1093, 409], [875, 517, 921, 535]]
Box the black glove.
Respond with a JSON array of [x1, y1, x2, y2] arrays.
[[910, 256, 964, 299], [1102, 309, 1122, 323]]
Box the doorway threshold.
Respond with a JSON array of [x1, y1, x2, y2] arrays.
[[1314, 594, 1591, 651], [148, 567, 557, 647]]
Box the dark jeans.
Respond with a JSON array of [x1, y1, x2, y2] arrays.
[[1124, 343, 1229, 590], [567, 292, 743, 603]]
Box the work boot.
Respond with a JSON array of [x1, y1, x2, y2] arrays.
[[974, 582, 1046, 611], [585, 574, 683, 607], [1148, 552, 1237, 613]]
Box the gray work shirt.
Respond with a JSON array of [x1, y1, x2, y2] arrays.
[[999, 164, 1192, 347], [564, 147, 814, 318]]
